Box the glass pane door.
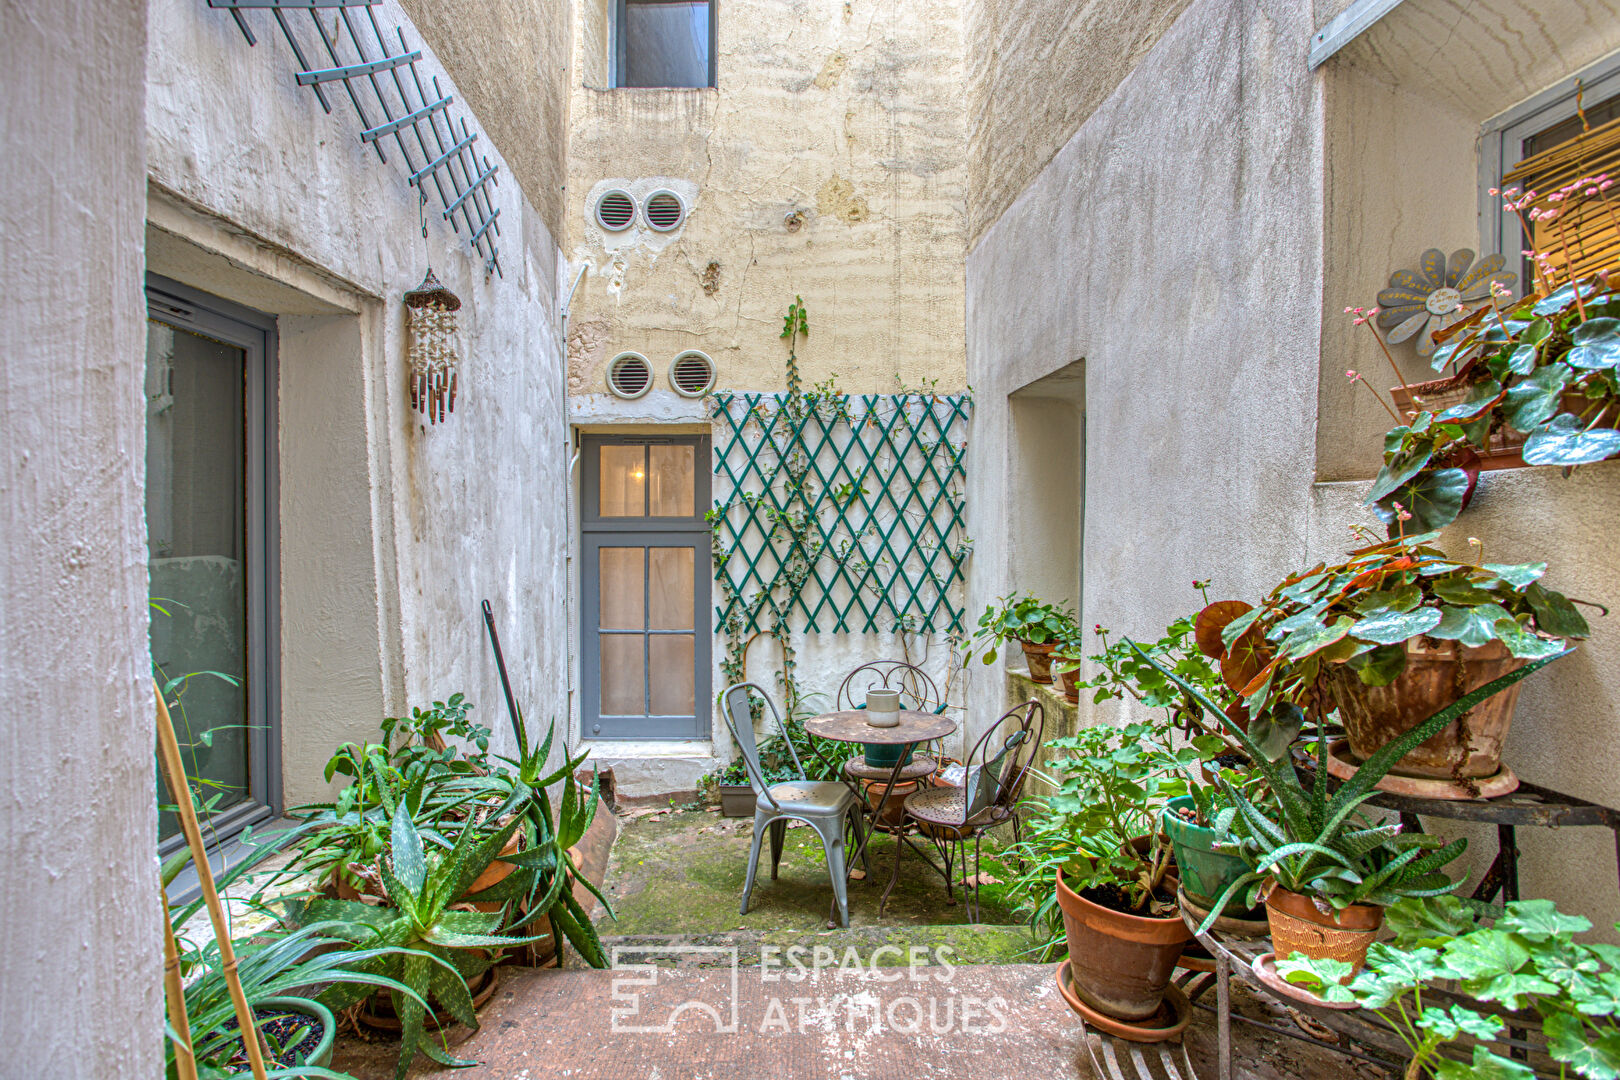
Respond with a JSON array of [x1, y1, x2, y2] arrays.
[[582, 436, 710, 739], [146, 280, 274, 842]]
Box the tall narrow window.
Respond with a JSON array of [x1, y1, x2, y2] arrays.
[[581, 435, 711, 739], [146, 277, 278, 848], [616, 0, 715, 88]]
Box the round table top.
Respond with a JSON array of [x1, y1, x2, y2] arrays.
[[804, 709, 956, 745]]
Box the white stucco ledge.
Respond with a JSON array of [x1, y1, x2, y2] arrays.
[[570, 390, 713, 426], [579, 739, 722, 803]]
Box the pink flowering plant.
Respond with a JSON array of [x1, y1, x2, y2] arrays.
[[1345, 175, 1620, 533]]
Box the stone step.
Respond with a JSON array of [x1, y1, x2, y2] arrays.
[[599, 922, 1039, 968]]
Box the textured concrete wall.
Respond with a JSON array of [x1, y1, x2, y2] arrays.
[[0, 2, 159, 1075], [964, 0, 1192, 243], [563, 0, 969, 398], [400, 0, 574, 242], [148, 0, 570, 802]]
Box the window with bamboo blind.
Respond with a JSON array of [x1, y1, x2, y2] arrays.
[[1501, 93, 1620, 289]]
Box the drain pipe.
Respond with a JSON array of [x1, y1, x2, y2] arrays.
[[561, 263, 589, 743]]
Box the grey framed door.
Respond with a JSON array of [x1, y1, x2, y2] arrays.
[[145, 275, 280, 848], [581, 435, 711, 739]]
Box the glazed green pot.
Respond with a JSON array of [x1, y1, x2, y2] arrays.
[[258, 996, 335, 1069], [1161, 796, 1250, 914], [863, 742, 915, 769]]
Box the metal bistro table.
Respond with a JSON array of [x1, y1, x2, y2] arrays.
[[803, 708, 957, 921]]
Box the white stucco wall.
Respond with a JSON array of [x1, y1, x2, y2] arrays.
[[145, 0, 570, 799], [1, 3, 159, 1076]]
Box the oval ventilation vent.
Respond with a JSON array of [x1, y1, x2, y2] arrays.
[[669, 351, 716, 398], [606, 352, 653, 399], [595, 190, 636, 231], [644, 190, 686, 232]]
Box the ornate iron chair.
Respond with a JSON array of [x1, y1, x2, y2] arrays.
[[901, 699, 1045, 923], [720, 682, 869, 928], [834, 660, 947, 779]]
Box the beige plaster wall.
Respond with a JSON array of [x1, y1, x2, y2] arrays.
[[0, 1, 160, 1075], [964, 0, 1193, 244], [563, 0, 969, 397], [400, 0, 574, 242]]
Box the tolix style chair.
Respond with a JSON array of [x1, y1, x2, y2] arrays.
[[720, 681, 869, 928], [901, 698, 1045, 923]]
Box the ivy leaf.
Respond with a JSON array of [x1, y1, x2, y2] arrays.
[[1546, 1011, 1620, 1080], [1481, 562, 1546, 589], [1372, 468, 1471, 532], [1275, 956, 1357, 1003], [1525, 582, 1591, 639], [1386, 895, 1479, 948], [1497, 898, 1593, 942], [1492, 617, 1566, 660], [1354, 584, 1422, 614], [1419, 1003, 1503, 1041], [1568, 317, 1620, 369], [1444, 929, 1529, 982], [1503, 364, 1572, 433], [1350, 606, 1442, 645], [1433, 576, 1500, 605], [1570, 970, 1620, 1016], [1522, 412, 1620, 466], [1429, 603, 1514, 647], [1367, 443, 1436, 506], [1433, 1047, 1536, 1080], [1348, 643, 1407, 686]]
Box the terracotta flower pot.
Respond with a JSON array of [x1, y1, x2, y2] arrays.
[[1021, 640, 1056, 683], [1057, 665, 1080, 703], [861, 779, 918, 828], [1056, 869, 1191, 1023], [1320, 639, 1526, 779], [464, 827, 527, 912], [718, 783, 756, 818], [1265, 886, 1383, 974]]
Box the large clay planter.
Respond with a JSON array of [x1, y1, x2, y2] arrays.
[[1056, 869, 1191, 1022], [1266, 887, 1383, 974], [719, 784, 756, 818], [1021, 640, 1056, 684], [464, 828, 526, 912], [1161, 796, 1251, 915], [861, 779, 918, 828], [1320, 639, 1526, 780]]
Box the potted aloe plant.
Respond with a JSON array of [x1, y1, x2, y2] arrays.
[[1194, 530, 1587, 793], [970, 593, 1079, 684], [1136, 640, 1568, 971]]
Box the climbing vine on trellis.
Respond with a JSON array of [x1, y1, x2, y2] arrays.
[[707, 363, 972, 711]]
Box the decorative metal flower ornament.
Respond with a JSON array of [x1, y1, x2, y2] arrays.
[[1376, 248, 1516, 357]]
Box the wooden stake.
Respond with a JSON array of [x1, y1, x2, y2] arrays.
[[154, 683, 269, 1080], [162, 882, 199, 1080]]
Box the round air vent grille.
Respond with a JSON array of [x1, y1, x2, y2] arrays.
[[606, 352, 653, 399], [644, 190, 686, 232], [668, 350, 716, 398], [595, 190, 636, 231]]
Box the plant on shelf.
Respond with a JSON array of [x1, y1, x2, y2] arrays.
[[1279, 895, 1620, 1080], [1010, 719, 1221, 1024], [1193, 529, 1588, 791], [1344, 180, 1620, 534], [1136, 640, 1568, 969], [969, 593, 1079, 684]]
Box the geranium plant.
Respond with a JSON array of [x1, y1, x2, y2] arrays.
[[968, 592, 1078, 664], [1280, 895, 1620, 1080]]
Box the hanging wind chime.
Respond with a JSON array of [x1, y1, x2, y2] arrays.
[[404, 268, 462, 424]]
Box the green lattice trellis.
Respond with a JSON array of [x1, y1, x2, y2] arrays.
[[710, 391, 972, 636]]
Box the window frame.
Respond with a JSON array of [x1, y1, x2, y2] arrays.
[[613, 0, 717, 89], [1479, 49, 1620, 283], [146, 274, 282, 859]]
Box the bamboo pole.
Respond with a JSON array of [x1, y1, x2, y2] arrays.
[[162, 882, 199, 1080], [154, 683, 269, 1080]]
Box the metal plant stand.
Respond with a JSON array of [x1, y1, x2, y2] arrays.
[[1187, 779, 1620, 1080]]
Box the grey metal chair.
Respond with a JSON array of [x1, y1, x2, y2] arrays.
[[720, 682, 868, 928]]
